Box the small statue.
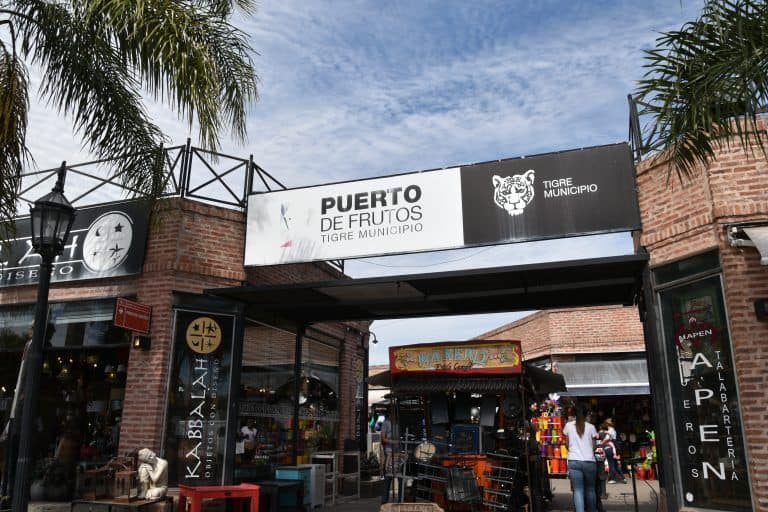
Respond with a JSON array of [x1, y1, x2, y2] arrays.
[[137, 448, 168, 499]]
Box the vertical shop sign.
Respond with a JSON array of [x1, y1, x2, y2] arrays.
[[659, 276, 752, 511], [165, 310, 235, 486], [353, 358, 364, 443]]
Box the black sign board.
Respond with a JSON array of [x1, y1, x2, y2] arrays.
[[460, 143, 640, 245], [165, 309, 235, 486], [0, 201, 150, 287], [659, 276, 752, 511]]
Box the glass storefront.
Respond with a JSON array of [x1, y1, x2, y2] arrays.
[[655, 251, 752, 511], [0, 298, 130, 500], [234, 323, 339, 482]]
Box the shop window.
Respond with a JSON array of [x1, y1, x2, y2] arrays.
[[657, 274, 752, 510], [652, 249, 720, 286], [235, 324, 340, 481], [0, 299, 131, 500], [0, 303, 34, 351], [0, 299, 129, 351]]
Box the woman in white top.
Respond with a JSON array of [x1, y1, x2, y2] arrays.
[[562, 407, 598, 512]]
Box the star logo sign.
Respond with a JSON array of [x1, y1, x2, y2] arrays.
[[82, 212, 133, 272]]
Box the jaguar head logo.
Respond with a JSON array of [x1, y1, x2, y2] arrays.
[[492, 170, 535, 216]]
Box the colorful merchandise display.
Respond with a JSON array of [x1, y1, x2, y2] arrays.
[[532, 414, 568, 476], [531, 394, 567, 477]]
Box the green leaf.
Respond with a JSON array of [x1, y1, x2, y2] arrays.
[[0, 45, 29, 237]]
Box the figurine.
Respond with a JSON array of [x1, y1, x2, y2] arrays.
[[137, 448, 168, 498]]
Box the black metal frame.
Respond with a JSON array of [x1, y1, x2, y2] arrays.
[[627, 94, 658, 164], [15, 141, 344, 272], [17, 140, 255, 209]]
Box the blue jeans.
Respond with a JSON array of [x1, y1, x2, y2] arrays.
[[381, 451, 404, 503], [569, 460, 597, 512], [381, 476, 404, 503], [604, 446, 624, 481]]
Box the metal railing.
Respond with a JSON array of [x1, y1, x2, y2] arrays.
[[627, 94, 657, 164], [16, 140, 344, 272]]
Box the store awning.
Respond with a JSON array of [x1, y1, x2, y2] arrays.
[[555, 359, 649, 396], [392, 376, 521, 394], [206, 254, 647, 325], [382, 364, 566, 395]]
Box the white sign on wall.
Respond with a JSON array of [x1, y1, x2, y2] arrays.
[[245, 168, 464, 266]]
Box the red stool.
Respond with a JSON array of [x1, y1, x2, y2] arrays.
[[178, 484, 260, 512]]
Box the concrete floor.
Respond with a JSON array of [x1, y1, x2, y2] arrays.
[[325, 478, 661, 512], [27, 477, 661, 511]]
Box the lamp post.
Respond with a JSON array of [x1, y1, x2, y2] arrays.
[[360, 332, 376, 453], [11, 164, 75, 512]]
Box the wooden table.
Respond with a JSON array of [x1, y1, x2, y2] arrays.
[[178, 484, 260, 512]]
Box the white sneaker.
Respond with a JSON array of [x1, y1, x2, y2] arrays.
[[608, 480, 617, 484]]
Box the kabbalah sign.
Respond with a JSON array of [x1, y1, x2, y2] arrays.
[[186, 316, 222, 354]]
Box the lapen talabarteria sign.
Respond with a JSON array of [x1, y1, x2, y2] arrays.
[[660, 276, 752, 511], [389, 340, 522, 376], [244, 143, 640, 265]]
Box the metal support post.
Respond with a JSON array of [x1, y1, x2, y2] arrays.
[[11, 260, 53, 512]]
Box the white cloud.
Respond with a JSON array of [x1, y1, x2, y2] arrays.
[[15, 1, 702, 355]]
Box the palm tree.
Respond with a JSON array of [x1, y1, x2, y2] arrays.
[[0, 0, 258, 233], [635, 0, 768, 181]]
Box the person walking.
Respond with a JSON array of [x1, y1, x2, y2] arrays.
[[603, 418, 626, 484], [563, 406, 598, 512], [380, 405, 403, 504]]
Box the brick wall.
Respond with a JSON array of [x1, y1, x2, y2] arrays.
[[636, 128, 768, 511], [477, 305, 644, 360], [478, 311, 551, 360]]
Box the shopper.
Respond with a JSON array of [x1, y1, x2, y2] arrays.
[[594, 428, 608, 502], [380, 405, 404, 504], [563, 406, 598, 512], [603, 418, 626, 484]]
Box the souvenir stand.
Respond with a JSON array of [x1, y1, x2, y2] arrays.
[[386, 340, 566, 512]]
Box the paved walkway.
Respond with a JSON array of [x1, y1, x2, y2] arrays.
[[326, 478, 661, 512], [29, 477, 661, 511], [548, 478, 660, 512]]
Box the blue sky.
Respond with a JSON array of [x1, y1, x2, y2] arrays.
[[21, 0, 704, 363]]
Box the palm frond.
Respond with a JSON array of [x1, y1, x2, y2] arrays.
[[192, 0, 258, 17], [635, 0, 768, 182], [13, 0, 167, 200], [0, 45, 29, 238], [84, 0, 259, 150]]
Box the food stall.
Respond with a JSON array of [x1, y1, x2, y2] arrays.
[[386, 340, 566, 511]]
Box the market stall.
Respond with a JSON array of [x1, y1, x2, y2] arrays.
[[385, 340, 566, 512]]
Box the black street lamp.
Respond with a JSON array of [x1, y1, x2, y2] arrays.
[[360, 332, 376, 453], [11, 164, 75, 512]]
